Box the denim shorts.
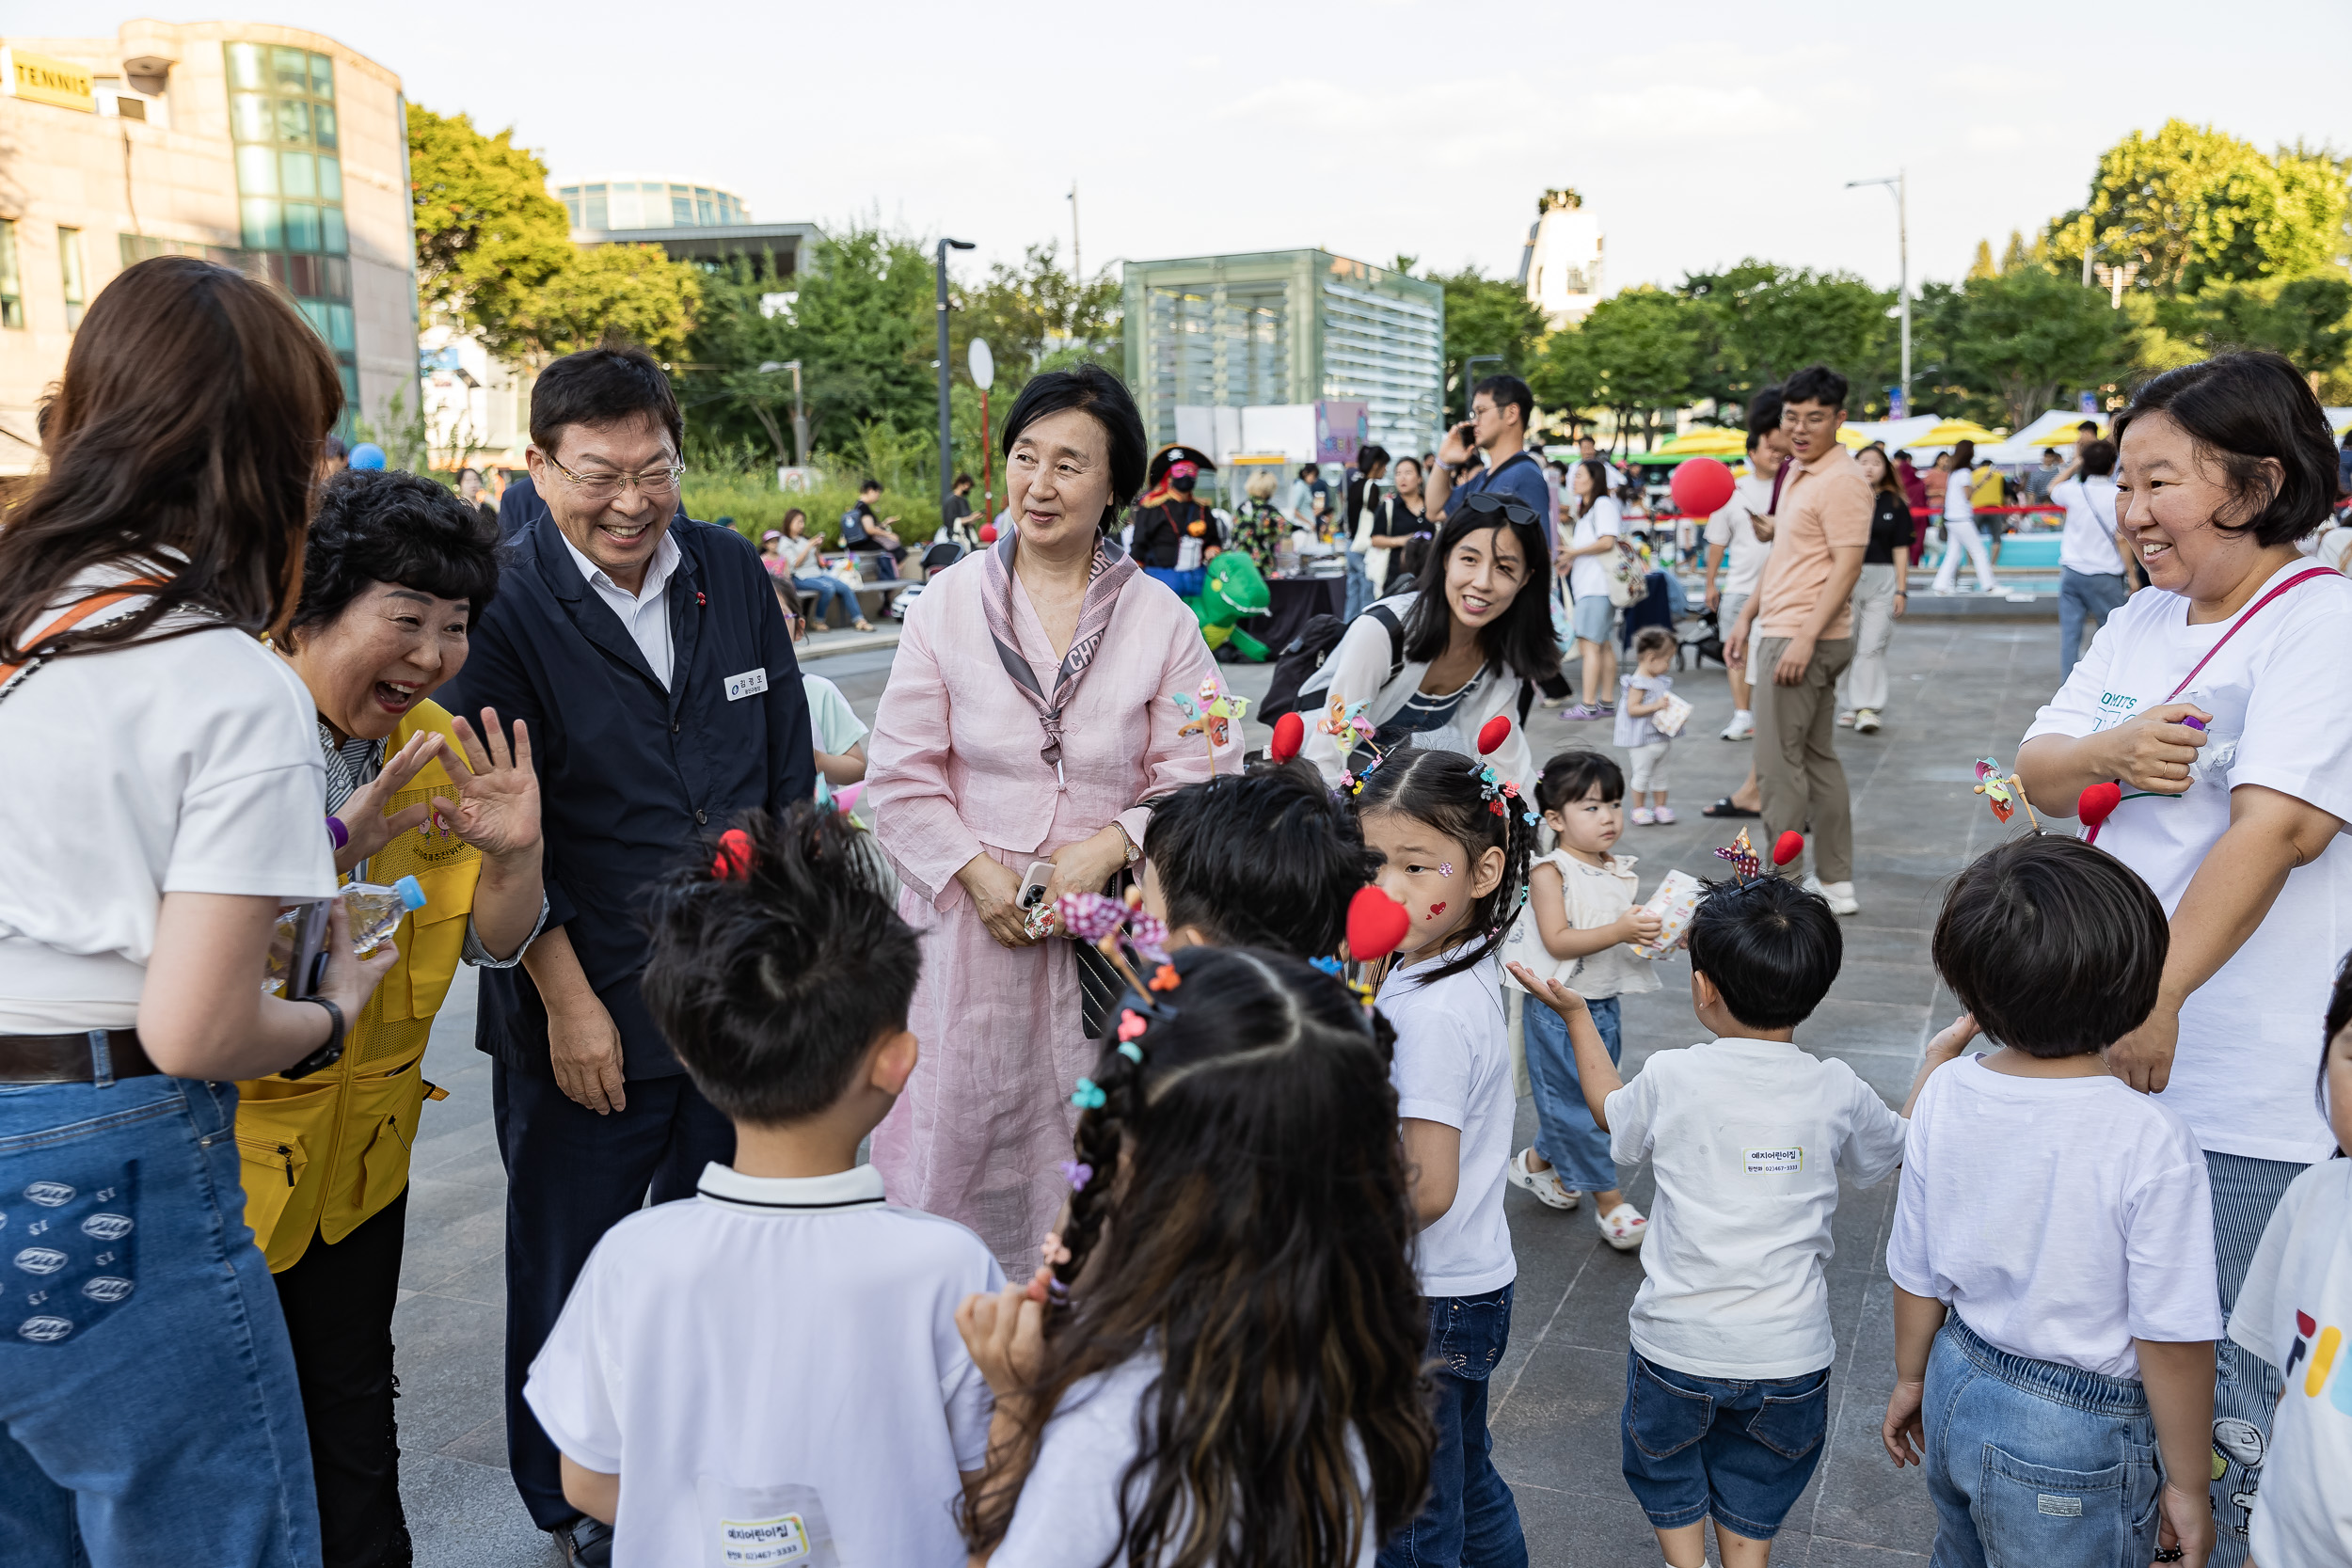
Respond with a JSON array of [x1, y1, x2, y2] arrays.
[[1922, 1317, 2162, 1568], [1621, 1351, 1831, 1539], [1572, 593, 1616, 645]]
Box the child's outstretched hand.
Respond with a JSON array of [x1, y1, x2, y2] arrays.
[[1925, 1013, 1979, 1061], [1507, 963, 1589, 1021], [1882, 1378, 1926, 1468], [1620, 906, 1664, 947], [956, 1279, 1044, 1401]]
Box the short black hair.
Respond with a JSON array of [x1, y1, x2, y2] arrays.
[[1357, 445, 1391, 472], [292, 468, 501, 636], [1747, 385, 1786, 437], [1299, 462, 1320, 477], [529, 344, 682, 457], [1000, 362, 1148, 534], [859, 478, 882, 494], [2081, 438, 2119, 478], [1931, 835, 2167, 1059], [1142, 762, 1375, 958], [953, 472, 973, 489], [1782, 364, 1849, 410], [2078, 420, 2101, 434], [1534, 748, 1622, 812], [2113, 351, 2340, 547], [643, 803, 922, 1124], [1688, 876, 1842, 1031], [1475, 372, 1534, 431]]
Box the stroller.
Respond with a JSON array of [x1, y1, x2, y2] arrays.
[[884, 541, 967, 622]]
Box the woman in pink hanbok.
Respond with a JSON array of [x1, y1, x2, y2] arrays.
[[866, 366, 1234, 1267]]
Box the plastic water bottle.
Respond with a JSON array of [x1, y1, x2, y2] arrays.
[[262, 877, 426, 994]]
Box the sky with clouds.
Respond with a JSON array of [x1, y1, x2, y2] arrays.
[[38, 0, 2352, 296]]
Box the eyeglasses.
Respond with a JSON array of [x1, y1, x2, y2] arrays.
[[542, 452, 686, 504]]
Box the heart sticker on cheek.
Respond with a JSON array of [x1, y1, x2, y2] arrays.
[[1428, 902, 1447, 918]]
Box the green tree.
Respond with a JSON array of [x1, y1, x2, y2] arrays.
[[405, 104, 573, 360], [1426, 265, 1548, 420], [2045, 120, 2352, 295], [761, 226, 935, 452], [951, 241, 1120, 387], [521, 243, 701, 360], [2158, 270, 2352, 374], [1921, 266, 2132, 430], [1527, 325, 1602, 437], [1967, 241, 1998, 280], [1677, 261, 1898, 417], [1576, 287, 1702, 451]]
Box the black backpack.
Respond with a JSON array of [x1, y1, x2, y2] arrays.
[[1260, 603, 1405, 723]]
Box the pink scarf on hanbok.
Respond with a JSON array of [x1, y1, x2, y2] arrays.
[[980, 529, 1136, 767]]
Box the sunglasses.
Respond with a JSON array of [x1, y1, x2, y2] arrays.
[[1454, 490, 1544, 531]]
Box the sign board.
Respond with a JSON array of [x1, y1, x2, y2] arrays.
[[1886, 386, 1908, 420], [967, 338, 994, 391], [1313, 400, 1369, 469], [2077, 389, 2099, 415], [1, 49, 96, 113]]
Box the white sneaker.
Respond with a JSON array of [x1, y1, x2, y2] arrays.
[[1803, 875, 1861, 915], [1836, 710, 1856, 728], [1596, 1200, 1648, 1251], [1630, 806, 1656, 826], [1506, 1148, 1581, 1211], [1720, 711, 1754, 741], [1853, 709, 1882, 734]]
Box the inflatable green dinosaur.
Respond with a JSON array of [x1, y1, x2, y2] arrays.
[[1190, 549, 1273, 661]]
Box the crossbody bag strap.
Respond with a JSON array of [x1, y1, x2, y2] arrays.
[[2163, 567, 2337, 704], [0, 578, 168, 700]]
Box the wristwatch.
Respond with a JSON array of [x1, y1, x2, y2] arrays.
[[1115, 822, 1142, 865], [280, 996, 346, 1081]]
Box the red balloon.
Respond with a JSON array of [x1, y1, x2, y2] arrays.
[[977, 524, 999, 544], [1270, 710, 1305, 762], [1346, 886, 1413, 962], [1670, 457, 1737, 517], [1772, 830, 1805, 867], [2077, 781, 2122, 828], [1477, 716, 1512, 756]]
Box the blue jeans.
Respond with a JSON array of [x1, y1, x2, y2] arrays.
[[1921, 1317, 2162, 1568], [1621, 1351, 1830, 1539], [2058, 568, 2128, 682], [0, 1075, 322, 1567], [2205, 1150, 2305, 1566], [1344, 549, 1373, 621], [1142, 565, 1206, 598], [792, 574, 857, 624], [1380, 1284, 1527, 1568], [1522, 995, 1621, 1193]]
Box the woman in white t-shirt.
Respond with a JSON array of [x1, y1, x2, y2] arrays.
[[0, 258, 398, 1564], [2050, 437, 2132, 681], [2016, 351, 2352, 1560], [1559, 459, 1626, 721], [954, 945, 1431, 1566], [1931, 439, 1998, 594]]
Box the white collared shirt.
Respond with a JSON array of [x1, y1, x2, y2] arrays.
[[524, 1160, 1001, 1565], [558, 527, 680, 689]]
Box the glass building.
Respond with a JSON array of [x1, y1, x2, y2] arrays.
[[224, 40, 356, 409], [1121, 249, 1445, 467], [557, 180, 751, 233]]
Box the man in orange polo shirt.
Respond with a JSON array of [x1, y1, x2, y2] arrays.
[[1724, 364, 1871, 914]]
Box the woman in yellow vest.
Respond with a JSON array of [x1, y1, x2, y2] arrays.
[[242, 468, 545, 1568]]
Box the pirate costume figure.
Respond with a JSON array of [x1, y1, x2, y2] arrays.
[[1131, 444, 1224, 596]]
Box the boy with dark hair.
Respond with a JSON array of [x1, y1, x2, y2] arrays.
[[1881, 834, 2218, 1568], [841, 478, 904, 576], [525, 803, 1001, 1566], [1138, 760, 1374, 958], [1512, 876, 1962, 1567]]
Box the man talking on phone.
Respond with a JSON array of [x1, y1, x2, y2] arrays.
[[437, 346, 813, 1566]]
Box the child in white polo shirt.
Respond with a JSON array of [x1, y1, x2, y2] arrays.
[[1514, 874, 1962, 1568], [523, 803, 1001, 1566]]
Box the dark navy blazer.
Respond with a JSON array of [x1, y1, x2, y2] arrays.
[[441, 515, 815, 1078]]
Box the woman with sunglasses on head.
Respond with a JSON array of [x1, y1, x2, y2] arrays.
[[1299, 492, 1561, 799]]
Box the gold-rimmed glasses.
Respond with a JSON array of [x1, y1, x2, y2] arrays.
[[541, 452, 687, 504]]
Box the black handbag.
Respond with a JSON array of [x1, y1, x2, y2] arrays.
[[1070, 868, 1134, 1041]]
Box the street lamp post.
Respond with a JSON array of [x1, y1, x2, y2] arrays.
[[937, 237, 976, 528], [755, 360, 807, 467], [1847, 171, 1909, 413]]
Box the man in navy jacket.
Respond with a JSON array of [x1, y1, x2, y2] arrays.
[[437, 346, 813, 1562]]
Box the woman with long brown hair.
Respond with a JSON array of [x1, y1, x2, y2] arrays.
[[0, 257, 397, 1565]]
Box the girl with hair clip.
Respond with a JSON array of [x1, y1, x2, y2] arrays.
[[1351, 746, 1540, 1566], [953, 944, 1436, 1566]]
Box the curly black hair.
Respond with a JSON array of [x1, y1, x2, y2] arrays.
[[1142, 760, 1375, 958], [291, 468, 501, 637], [962, 945, 1432, 1566], [641, 803, 920, 1123]]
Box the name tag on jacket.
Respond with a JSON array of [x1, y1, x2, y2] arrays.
[[724, 668, 770, 702]]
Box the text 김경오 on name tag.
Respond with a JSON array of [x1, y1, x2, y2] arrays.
[[1744, 1147, 1804, 1175], [724, 668, 771, 702]]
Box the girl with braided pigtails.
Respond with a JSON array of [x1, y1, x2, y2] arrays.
[[1350, 747, 1540, 1567], [954, 944, 1435, 1566]]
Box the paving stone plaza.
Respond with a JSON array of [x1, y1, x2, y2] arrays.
[[393, 604, 2070, 1566]]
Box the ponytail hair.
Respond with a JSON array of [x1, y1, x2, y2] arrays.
[[1350, 747, 1537, 985]]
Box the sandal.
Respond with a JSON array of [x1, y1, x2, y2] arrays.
[[1596, 1201, 1648, 1251], [852, 619, 877, 633], [1702, 798, 1760, 818]]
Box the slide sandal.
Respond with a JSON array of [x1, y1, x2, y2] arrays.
[[1702, 798, 1760, 818]]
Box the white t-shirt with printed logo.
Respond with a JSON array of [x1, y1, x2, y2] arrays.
[[2022, 561, 2352, 1163], [524, 1164, 1003, 1567], [1885, 1056, 2221, 1381], [1605, 1037, 1908, 1379], [1380, 954, 1517, 1298], [2227, 1158, 2352, 1567]]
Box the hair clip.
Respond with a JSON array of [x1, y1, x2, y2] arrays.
[[1309, 955, 1343, 976], [1117, 1009, 1148, 1042], [1057, 1159, 1092, 1192], [1117, 1040, 1143, 1063], [1071, 1078, 1106, 1110], [1715, 827, 1762, 880], [1147, 963, 1180, 992], [1041, 1232, 1073, 1266], [710, 828, 755, 881]]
